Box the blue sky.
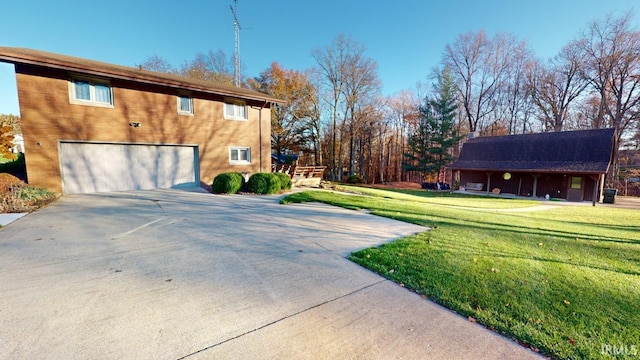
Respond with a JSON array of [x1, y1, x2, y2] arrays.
[[0, 0, 638, 115]]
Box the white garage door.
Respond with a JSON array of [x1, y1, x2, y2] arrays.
[[59, 142, 198, 194]]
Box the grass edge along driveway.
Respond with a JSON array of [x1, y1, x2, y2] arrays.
[[281, 188, 640, 360]]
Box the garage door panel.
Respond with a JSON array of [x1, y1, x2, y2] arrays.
[[60, 142, 198, 194]]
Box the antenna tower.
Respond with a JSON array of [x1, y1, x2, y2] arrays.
[[230, 0, 241, 87]]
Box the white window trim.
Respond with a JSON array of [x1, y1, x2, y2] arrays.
[[177, 96, 194, 116], [224, 101, 248, 121], [229, 146, 251, 165], [68, 76, 114, 108]]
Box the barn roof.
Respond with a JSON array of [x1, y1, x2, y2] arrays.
[[449, 128, 616, 174], [0, 47, 285, 104]]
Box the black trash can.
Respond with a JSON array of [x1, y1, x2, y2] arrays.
[[603, 189, 617, 204]]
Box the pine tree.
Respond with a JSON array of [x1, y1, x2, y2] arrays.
[[403, 67, 462, 181]]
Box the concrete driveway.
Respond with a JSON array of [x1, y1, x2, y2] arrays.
[[0, 188, 540, 359]]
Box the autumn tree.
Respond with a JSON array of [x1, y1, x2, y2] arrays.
[[0, 114, 20, 160], [251, 62, 317, 160]]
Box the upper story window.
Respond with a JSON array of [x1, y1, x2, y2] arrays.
[[224, 101, 247, 120], [69, 78, 113, 107], [178, 96, 193, 115]]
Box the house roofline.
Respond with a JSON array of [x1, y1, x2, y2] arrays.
[[0, 47, 286, 105], [447, 167, 607, 175]]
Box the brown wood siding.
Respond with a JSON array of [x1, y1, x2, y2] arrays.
[[15, 64, 271, 193]]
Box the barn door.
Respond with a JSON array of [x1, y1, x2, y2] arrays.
[[566, 176, 584, 202]]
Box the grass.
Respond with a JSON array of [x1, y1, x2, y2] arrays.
[[281, 188, 640, 359]]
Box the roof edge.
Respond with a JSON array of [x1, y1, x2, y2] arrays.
[[0, 47, 286, 104]]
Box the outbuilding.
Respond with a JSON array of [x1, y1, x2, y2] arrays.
[[449, 128, 617, 202]]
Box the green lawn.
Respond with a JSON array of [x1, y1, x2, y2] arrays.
[[281, 188, 640, 360]]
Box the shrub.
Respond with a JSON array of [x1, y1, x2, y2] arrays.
[[0, 173, 23, 194], [0, 183, 57, 213], [211, 172, 244, 194], [0, 153, 26, 180], [346, 174, 364, 184], [273, 172, 292, 190], [247, 173, 281, 195]]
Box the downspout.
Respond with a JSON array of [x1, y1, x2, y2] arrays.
[[258, 100, 268, 173]]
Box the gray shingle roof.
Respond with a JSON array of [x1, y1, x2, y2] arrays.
[[449, 128, 616, 174]]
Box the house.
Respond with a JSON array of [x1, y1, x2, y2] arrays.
[[0, 47, 283, 194], [448, 128, 617, 202]]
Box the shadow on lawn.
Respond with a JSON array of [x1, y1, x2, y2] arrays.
[[376, 207, 640, 245]]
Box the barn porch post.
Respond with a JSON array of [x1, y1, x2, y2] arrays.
[[532, 173, 540, 198], [590, 175, 600, 206], [485, 172, 493, 194]]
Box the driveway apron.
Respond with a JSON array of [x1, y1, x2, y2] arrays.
[[0, 188, 541, 359]]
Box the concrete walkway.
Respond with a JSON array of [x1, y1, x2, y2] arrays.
[[0, 188, 541, 359]]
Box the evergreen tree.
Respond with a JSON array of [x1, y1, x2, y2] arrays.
[[403, 67, 462, 180]]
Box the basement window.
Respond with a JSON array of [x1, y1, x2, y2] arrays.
[[229, 146, 251, 165], [69, 77, 113, 107]]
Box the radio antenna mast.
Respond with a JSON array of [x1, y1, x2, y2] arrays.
[[230, 0, 241, 87]]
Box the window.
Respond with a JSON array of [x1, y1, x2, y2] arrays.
[[69, 78, 113, 107], [178, 96, 193, 115], [571, 177, 582, 189], [224, 101, 247, 120], [229, 147, 251, 164]]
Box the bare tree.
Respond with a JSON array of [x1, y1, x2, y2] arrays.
[[527, 41, 589, 132], [312, 34, 380, 181], [137, 55, 177, 74], [312, 34, 349, 180], [577, 12, 640, 187], [386, 90, 419, 181], [443, 30, 521, 134]]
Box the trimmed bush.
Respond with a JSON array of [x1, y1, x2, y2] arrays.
[[247, 173, 281, 195], [273, 172, 292, 190], [211, 172, 244, 194], [346, 174, 364, 184]]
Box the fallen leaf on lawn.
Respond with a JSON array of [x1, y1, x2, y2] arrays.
[[505, 303, 510, 307], [366, 254, 371, 258], [389, 269, 395, 274], [398, 253, 403, 257], [568, 338, 576, 345], [491, 268, 500, 273], [538, 243, 543, 247], [563, 299, 571, 305], [472, 258, 477, 262], [468, 316, 476, 323]]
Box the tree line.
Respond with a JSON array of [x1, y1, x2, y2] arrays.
[[136, 12, 640, 188]]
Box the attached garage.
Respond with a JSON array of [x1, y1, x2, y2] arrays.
[[59, 142, 199, 194]]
